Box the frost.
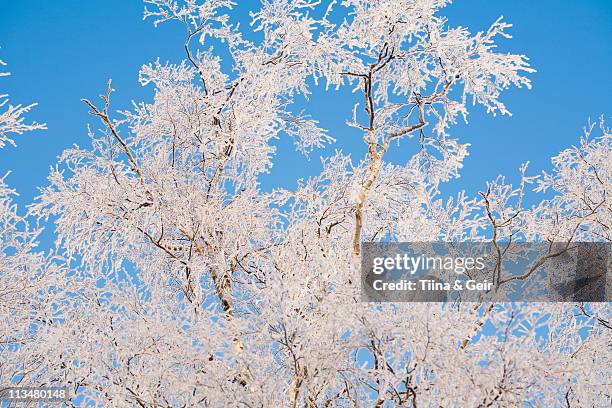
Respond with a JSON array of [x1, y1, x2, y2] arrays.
[[1, 3, 610, 407]]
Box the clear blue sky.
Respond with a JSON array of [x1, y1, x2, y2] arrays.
[[1, 0, 611, 209]]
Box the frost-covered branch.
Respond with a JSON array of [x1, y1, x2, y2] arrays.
[[0, 58, 46, 147], [4, 2, 610, 407]]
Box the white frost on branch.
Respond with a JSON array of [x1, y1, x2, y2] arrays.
[[1, 2, 610, 407], [0, 58, 46, 148]]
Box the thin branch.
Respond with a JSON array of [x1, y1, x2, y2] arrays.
[[82, 80, 145, 186]]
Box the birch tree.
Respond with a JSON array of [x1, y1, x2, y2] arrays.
[[2, 1, 611, 407], [0, 57, 65, 395]]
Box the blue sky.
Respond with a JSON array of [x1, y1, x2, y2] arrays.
[[0, 0, 611, 209]]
